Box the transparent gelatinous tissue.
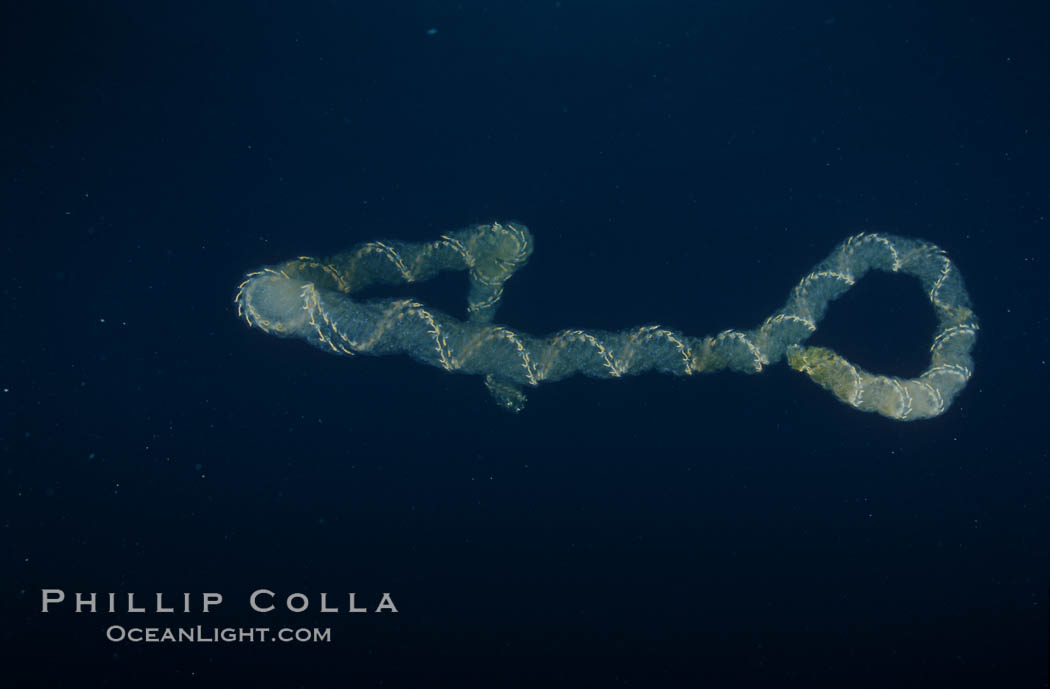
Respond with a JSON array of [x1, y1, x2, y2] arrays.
[[236, 223, 977, 420]]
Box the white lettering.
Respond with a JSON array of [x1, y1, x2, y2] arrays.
[[376, 593, 398, 613], [286, 593, 308, 613], [250, 589, 275, 612], [202, 592, 222, 613], [75, 592, 96, 613], [41, 589, 65, 612], [127, 593, 145, 613], [156, 593, 174, 613]]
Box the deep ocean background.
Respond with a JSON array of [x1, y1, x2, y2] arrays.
[[2, 1, 1047, 687]]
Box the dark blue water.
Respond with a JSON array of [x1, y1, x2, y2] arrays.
[[3, 2, 1046, 687]]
